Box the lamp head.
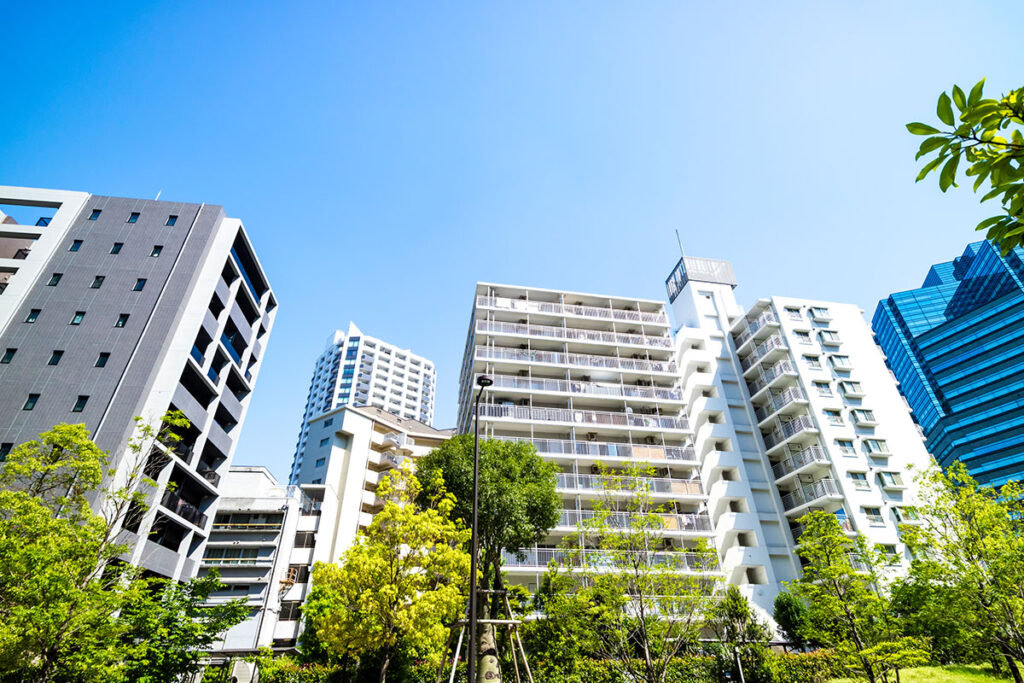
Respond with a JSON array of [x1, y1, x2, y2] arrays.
[[476, 374, 493, 388]]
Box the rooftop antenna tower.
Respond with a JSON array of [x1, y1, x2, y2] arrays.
[[675, 229, 685, 259]]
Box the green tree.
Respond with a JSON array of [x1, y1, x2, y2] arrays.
[[415, 435, 559, 672], [773, 590, 812, 650], [302, 465, 470, 683], [707, 585, 773, 682], [542, 464, 719, 683], [789, 511, 927, 683], [908, 80, 1024, 252], [899, 462, 1024, 682]]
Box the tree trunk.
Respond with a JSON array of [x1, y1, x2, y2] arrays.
[[379, 652, 391, 683], [477, 623, 502, 682], [1000, 644, 1023, 683]]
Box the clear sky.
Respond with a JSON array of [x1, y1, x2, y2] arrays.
[[2, 2, 1021, 481]]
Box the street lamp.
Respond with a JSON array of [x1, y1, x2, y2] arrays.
[[467, 373, 492, 683]]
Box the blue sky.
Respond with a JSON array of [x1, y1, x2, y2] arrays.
[[2, 2, 1021, 480]]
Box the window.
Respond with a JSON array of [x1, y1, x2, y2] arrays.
[[47, 273, 62, 286], [840, 381, 864, 397], [803, 354, 821, 369], [69, 240, 83, 252], [849, 471, 870, 490], [89, 209, 102, 220], [72, 395, 89, 413], [95, 352, 110, 368], [294, 531, 316, 548], [25, 309, 40, 323], [836, 438, 856, 455], [150, 245, 163, 257], [48, 350, 64, 366], [315, 458, 326, 467], [127, 212, 140, 223], [311, 478, 322, 484], [893, 506, 919, 522], [824, 409, 844, 425], [91, 276, 105, 289], [23, 394, 39, 411], [110, 242, 123, 254], [785, 307, 801, 320], [878, 544, 900, 564], [319, 438, 329, 447], [864, 439, 889, 455], [851, 409, 877, 426], [279, 601, 302, 621], [810, 306, 831, 321], [813, 381, 833, 397], [820, 330, 841, 345], [70, 311, 85, 325], [795, 330, 812, 345], [878, 471, 905, 489], [0, 443, 12, 460], [829, 355, 852, 370], [166, 215, 178, 226], [0, 347, 17, 365], [133, 279, 147, 292], [115, 314, 129, 328], [323, 418, 333, 427], [863, 507, 884, 525]]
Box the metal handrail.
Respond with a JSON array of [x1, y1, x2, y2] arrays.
[[501, 547, 718, 571], [482, 373, 682, 401], [556, 509, 713, 532], [754, 387, 807, 422], [556, 473, 703, 496], [475, 345, 678, 374], [780, 478, 841, 511], [477, 295, 668, 325], [763, 415, 817, 450], [772, 446, 829, 479], [479, 403, 689, 431], [476, 319, 673, 349], [490, 436, 696, 463]]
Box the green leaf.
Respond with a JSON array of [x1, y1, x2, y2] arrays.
[[952, 85, 966, 112], [968, 78, 986, 107], [972, 168, 991, 192], [916, 156, 944, 182], [939, 155, 959, 191], [937, 92, 955, 126], [916, 136, 947, 159], [907, 122, 941, 135]]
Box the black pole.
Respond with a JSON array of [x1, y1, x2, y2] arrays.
[[468, 387, 483, 683]]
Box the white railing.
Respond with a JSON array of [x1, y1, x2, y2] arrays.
[[772, 446, 829, 479], [763, 415, 817, 450], [475, 345, 678, 374], [477, 295, 668, 325], [476, 319, 673, 349], [502, 547, 718, 572], [780, 478, 841, 511], [483, 373, 682, 401], [746, 360, 797, 395], [556, 473, 703, 496], [733, 311, 779, 348], [479, 403, 689, 431], [754, 387, 807, 422], [556, 509, 713, 532], [739, 335, 788, 371], [491, 436, 696, 463]]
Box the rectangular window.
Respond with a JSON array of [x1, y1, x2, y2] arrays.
[[47, 273, 62, 286], [151, 245, 163, 257], [315, 457, 326, 467], [91, 276, 105, 289], [72, 396, 89, 413], [25, 309, 40, 323], [878, 544, 900, 564], [864, 439, 889, 455], [803, 354, 821, 369], [813, 381, 832, 397], [849, 471, 870, 490], [851, 409, 877, 426], [840, 381, 864, 397], [323, 418, 333, 427], [311, 478, 323, 484], [863, 507, 884, 525], [810, 306, 831, 320], [0, 443, 12, 459], [110, 242, 123, 254], [830, 355, 852, 370], [893, 506, 918, 522], [69, 240, 83, 252], [785, 307, 801, 320], [824, 409, 844, 425], [294, 531, 316, 548], [95, 352, 110, 368], [70, 311, 85, 325], [166, 215, 178, 226], [23, 394, 39, 411], [115, 314, 129, 328], [836, 438, 856, 455], [133, 279, 147, 292], [89, 209, 102, 220], [820, 330, 841, 345], [127, 212, 140, 224], [878, 471, 904, 488], [48, 350, 64, 366], [1, 348, 15, 364], [795, 330, 811, 344], [319, 438, 329, 447]]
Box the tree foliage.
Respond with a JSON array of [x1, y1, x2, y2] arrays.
[[773, 590, 812, 650], [908, 80, 1024, 252], [302, 465, 469, 683]]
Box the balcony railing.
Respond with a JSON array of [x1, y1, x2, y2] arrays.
[[201, 556, 273, 567], [557, 509, 713, 532], [780, 478, 841, 511], [483, 373, 682, 401], [556, 473, 703, 496], [492, 436, 696, 463], [502, 547, 718, 572], [160, 489, 208, 528], [733, 311, 779, 348], [746, 360, 797, 396], [475, 345, 677, 374], [477, 295, 668, 325], [762, 415, 817, 450], [772, 446, 829, 480], [739, 335, 788, 371], [476, 319, 673, 349], [210, 522, 282, 531], [753, 387, 807, 423], [479, 403, 689, 431], [790, 515, 854, 542]]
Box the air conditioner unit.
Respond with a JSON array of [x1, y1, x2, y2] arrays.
[[586, 432, 598, 441]]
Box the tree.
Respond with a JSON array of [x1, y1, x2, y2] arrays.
[[789, 511, 927, 683], [541, 464, 719, 683], [908, 80, 1024, 252], [302, 465, 470, 683], [415, 435, 559, 672], [707, 585, 773, 682], [773, 590, 811, 650], [899, 462, 1024, 682]]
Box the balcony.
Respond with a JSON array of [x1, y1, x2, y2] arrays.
[[739, 335, 788, 373], [475, 345, 677, 375], [556, 473, 703, 496], [556, 509, 712, 533], [494, 436, 696, 463], [772, 445, 830, 481], [501, 547, 718, 572], [210, 522, 282, 531], [483, 373, 682, 402], [732, 311, 779, 350], [476, 319, 673, 350], [745, 360, 798, 398], [780, 478, 842, 514], [197, 467, 222, 487], [201, 556, 273, 567], [160, 489, 208, 528], [479, 403, 689, 431], [790, 515, 854, 543], [476, 295, 668, 326], [762, 415, 818, 453], [753, 387, 808, 424]]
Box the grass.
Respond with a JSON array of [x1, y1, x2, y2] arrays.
[[831, 665, 1007, 682]]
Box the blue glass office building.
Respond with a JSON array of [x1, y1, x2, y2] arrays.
[[872, 241, 1024, 486]]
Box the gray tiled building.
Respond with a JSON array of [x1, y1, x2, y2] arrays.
[[0, 185, 277, 580]]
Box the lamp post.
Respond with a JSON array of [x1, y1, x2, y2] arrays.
[[467, 373, 492, 683]]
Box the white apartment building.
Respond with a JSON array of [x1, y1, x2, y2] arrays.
[[289, 322, 436, 484], [457, 283, 726, 596], [668, 256, 933, 578]]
